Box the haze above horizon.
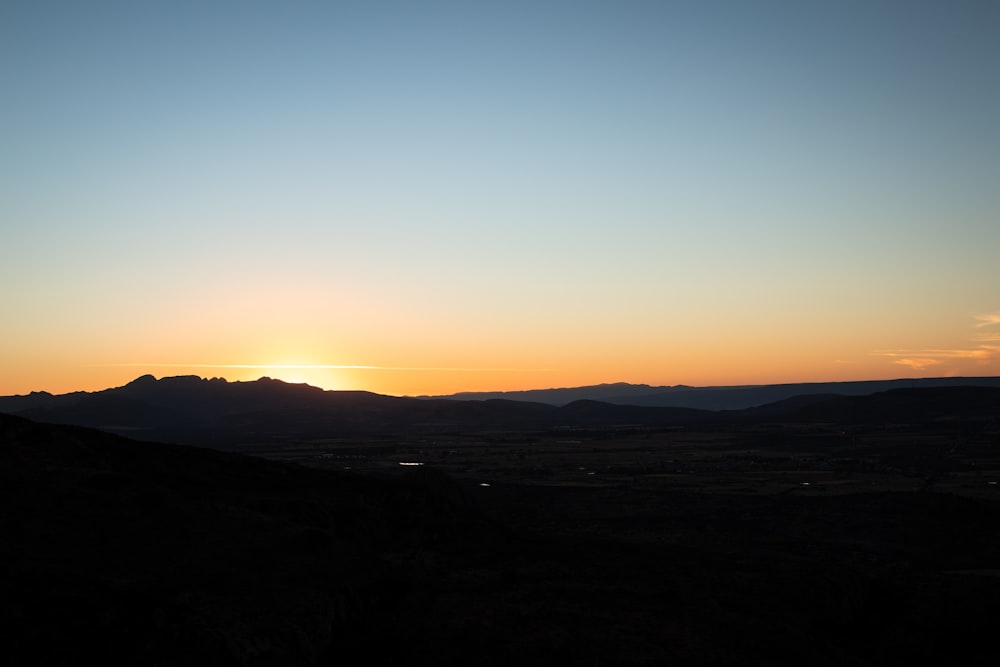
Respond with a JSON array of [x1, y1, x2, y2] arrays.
[[3, 1, 999, 396]]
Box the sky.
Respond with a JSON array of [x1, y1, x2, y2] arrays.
[[2, 0, 999, 396]]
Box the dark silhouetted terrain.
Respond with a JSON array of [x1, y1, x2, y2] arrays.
[[427, 376, 1000, 410], [3, 381, 1000, 665], [1, 412, 489, 665], [4, 375, 1000, 447], [0, 375, 712, 445]]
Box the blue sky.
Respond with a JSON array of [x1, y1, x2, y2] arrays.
[[2, 1, 999, 394]]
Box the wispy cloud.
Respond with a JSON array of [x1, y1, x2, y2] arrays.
[[105, 363, 382, 370], [890, 358, 942, 371], [100, 363, 547, 372], [872, 312, 1000, 372], [974, 312, 1000, 328], [874, 348, 995, 372], [875, 348, 996, 361]]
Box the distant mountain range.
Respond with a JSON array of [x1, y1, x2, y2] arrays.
[[425, 376, 1000, 410], [0, 375, 706, 443], [2, 374, 999, 445]]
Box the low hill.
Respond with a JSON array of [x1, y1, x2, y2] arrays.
[[777, 385, 1000, 425], [0, 412, 483, 665]]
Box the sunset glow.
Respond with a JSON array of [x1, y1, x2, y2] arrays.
[[2, 1, 999, 397]]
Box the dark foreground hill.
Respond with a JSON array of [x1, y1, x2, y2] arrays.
[[0, 412, 487, 665], [5, 410, 1000, 665]]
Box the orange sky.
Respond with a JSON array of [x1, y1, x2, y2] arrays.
[[2, 2, 999, 397], [3, 306, 999, 396]]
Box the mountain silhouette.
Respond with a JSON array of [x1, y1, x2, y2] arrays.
[[3, 376, 1000, 446], [425, 376, 1000, 410], [0, 375, 713, 444]]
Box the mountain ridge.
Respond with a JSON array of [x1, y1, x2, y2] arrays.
[[3, 374, 1000, 446], [0, 375, 711, 444], [423, 376, 1000, 410]]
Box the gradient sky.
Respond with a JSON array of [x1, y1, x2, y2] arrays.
[[3, 0, 999, 396]]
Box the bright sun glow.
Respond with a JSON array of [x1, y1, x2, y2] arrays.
[[275, 373, 310, 385], [3, 3, 1000, 400], [262, 363, 343, 389]]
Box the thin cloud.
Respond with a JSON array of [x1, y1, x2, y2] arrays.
[[872, 312, 1000, 372], [99, 363, 380, 370], [891, 358, 942, 371], [874, 348, 995, 363], [875, 348, 992, 359], [974, 312, 1000, 328], [100, 363, 548, 372]]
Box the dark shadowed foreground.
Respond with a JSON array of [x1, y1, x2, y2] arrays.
[[3, 399, 1000, 665]]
